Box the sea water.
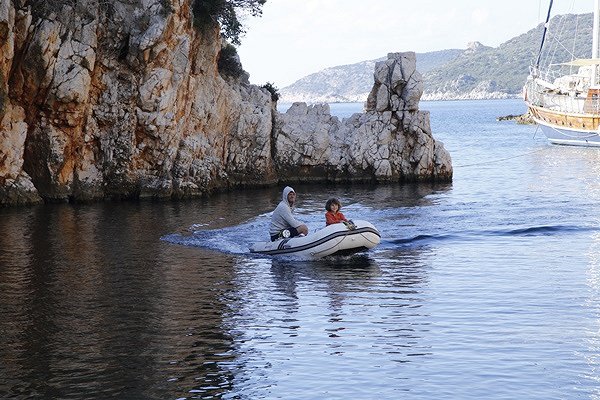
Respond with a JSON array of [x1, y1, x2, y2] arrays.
[[2, 99, 600, 399]]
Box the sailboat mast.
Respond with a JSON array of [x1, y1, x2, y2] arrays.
[[594, 0, 600, 85], [535, 0, 554, 70], [594, 0, 600, 59]]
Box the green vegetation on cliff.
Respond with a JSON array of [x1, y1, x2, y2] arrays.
[[261, 82, 280, 102], [217, 43, 245, 78], [192, 0, 266, 45]]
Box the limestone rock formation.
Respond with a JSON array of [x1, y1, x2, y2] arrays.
[[274, 52, 452, 182], [0, 0, 276, 206], [0, 1, 451, 207]]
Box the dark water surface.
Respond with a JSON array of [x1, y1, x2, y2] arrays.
[[3, 99, 600, 399]]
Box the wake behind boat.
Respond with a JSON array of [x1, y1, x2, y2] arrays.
[[523, 1, 600, 146], [249, 220, 381, 258]]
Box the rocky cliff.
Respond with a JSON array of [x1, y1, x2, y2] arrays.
[[0, 0, 451, 207]]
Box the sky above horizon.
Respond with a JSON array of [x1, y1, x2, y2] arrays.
[[236, 0, 592, 88]]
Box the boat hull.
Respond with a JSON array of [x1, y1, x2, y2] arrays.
[[528, 104, 600, 146], [249, 220, 381, 258]]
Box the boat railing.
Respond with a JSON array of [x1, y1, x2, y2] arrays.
[[525, 80, 600, 114]]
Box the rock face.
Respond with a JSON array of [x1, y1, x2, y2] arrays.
[[274, 53, 452, 182], [0, 1, 451, 206], [0, 0, 276, 205]]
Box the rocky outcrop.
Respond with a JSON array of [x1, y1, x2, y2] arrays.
[[497, 112, 534, 124], [274, 52, 452, 182], [1, 0, 276, 206], [0, 1, 451, 207]]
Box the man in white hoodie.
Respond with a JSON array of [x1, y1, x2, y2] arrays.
[[269, 186, 309, 241]]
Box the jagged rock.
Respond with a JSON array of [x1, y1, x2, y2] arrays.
[[273, 103, 340, 177], [0, 103, 42, 205], [367, 52, 423, 113], [273, 52, 452, 182], [0, 172, 43, 206]]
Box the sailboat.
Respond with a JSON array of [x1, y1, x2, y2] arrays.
[[524, 0, 600, 146]]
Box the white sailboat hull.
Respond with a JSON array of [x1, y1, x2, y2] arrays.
[[536, 121, 600, 147], [533, 117, 600, 146]]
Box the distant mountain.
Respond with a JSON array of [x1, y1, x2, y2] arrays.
[[280, 13, 593, 103], [280, 49, 463, 103]]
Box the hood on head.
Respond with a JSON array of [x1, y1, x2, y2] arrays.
[[282, 186, 295, 206]]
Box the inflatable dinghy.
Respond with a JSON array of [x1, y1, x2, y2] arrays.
[[249, 220, 380, 258]]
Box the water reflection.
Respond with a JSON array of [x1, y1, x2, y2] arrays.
[[0, 203, 246, 399], [0, 181, 446, 397], [213, 246, 432, 398], [582, 150, 600, 395], [585, 231, 600, 395], [269, 255, 381, 317], [1, 182, 446, 399]]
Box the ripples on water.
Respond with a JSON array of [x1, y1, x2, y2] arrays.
[[2, 100, 600, 399]]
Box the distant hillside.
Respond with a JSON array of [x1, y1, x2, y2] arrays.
[[281, 13, 593, 103], [280, 49, 462, 103], [424, 13, 593, 100]]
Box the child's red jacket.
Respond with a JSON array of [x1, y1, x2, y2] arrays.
[[325, 211, 347, 226]]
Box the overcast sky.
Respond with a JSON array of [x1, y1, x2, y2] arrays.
[[236, 0, 591, 87]]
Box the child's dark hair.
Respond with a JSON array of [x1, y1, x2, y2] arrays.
[[325, 198, 342, 211]]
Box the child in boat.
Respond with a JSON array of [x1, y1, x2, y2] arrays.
[[325, 198, 348, 226]]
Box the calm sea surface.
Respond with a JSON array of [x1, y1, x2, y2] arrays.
[[2, 99, 600, 399]]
